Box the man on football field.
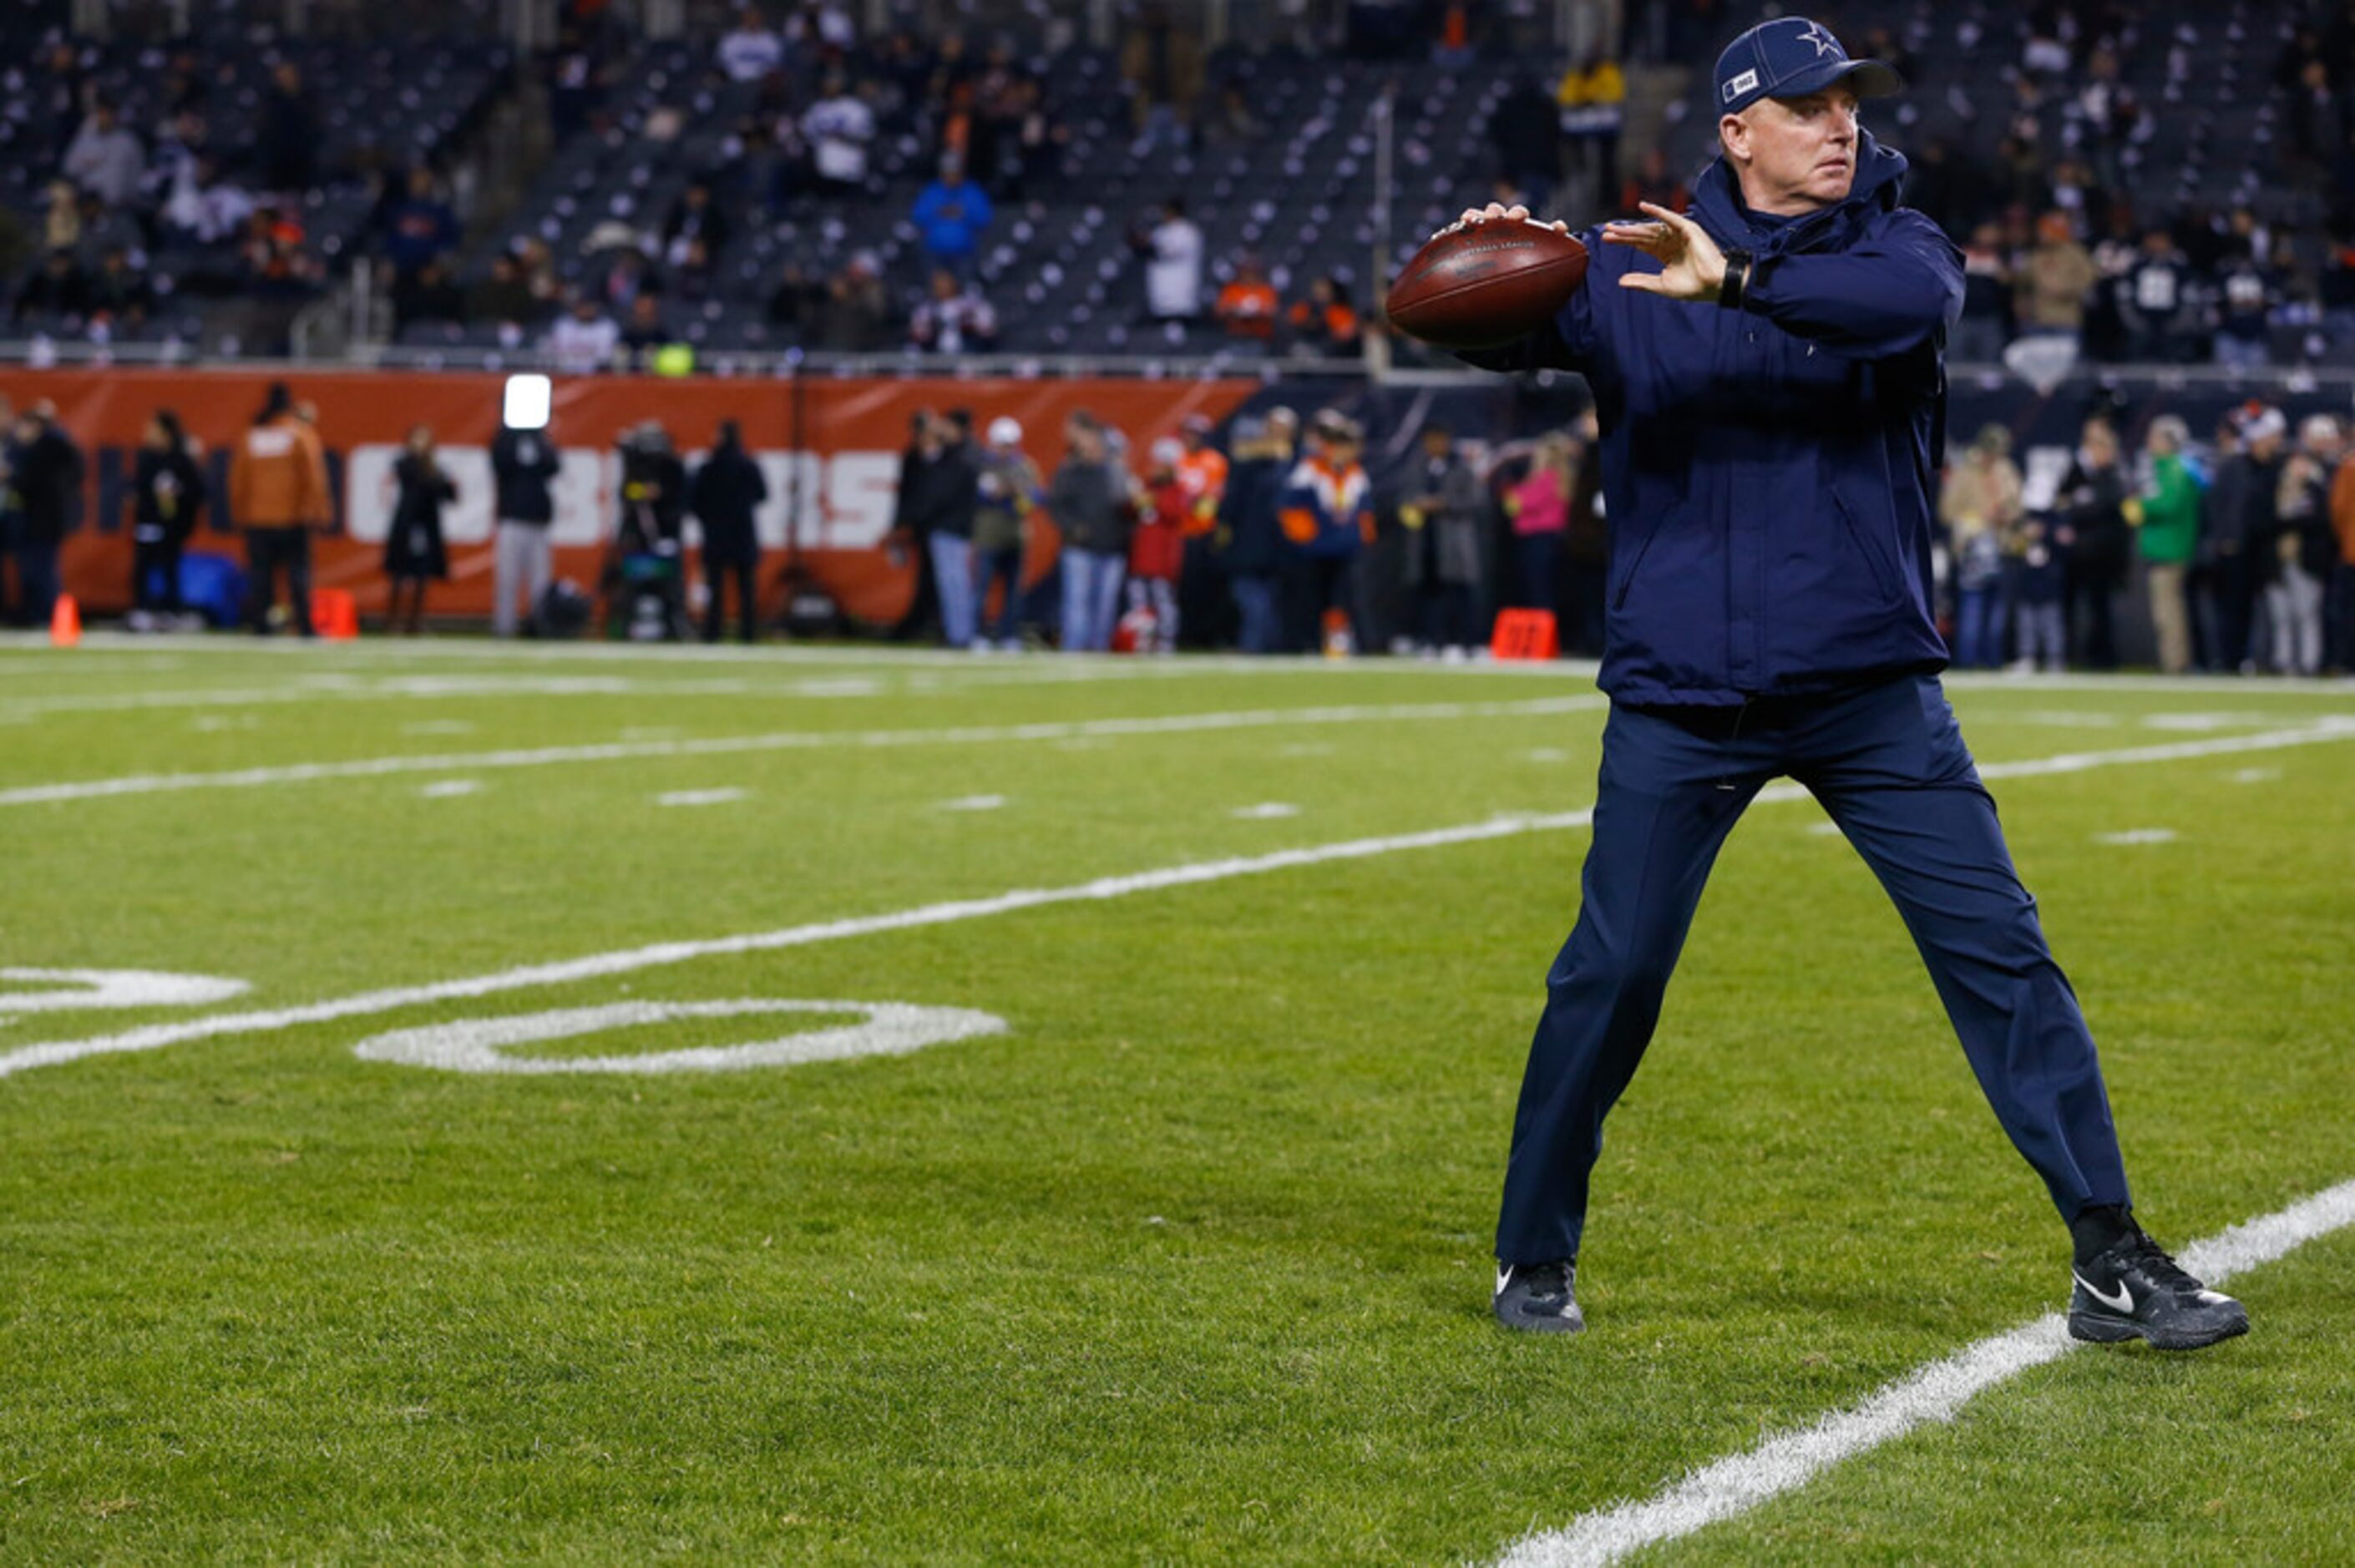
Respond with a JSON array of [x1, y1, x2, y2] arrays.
[[1451, 17, 2247, 1349]]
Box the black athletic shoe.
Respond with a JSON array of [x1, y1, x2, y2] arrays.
[[2068, 1226, 2249, 1351], [1494, 1259, 1584, 1333]]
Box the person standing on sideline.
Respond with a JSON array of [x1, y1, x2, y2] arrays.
[[1937, 424, 2023, 670], [1173, 412, 1228, 647], [1504, 430, 1573, 618], [1215, 409, 1293, 654], [2204, 408, 2284, 674], [129, 411, 205, 625], [1453, 17, 2245, 1348], [2128, 416, 2200, 675], [10, 400, 84, 628], [690, 418, 769, 644], [1397, 422, 1486, 658], [1126, 437, 1188, 652], [230, 381, 329, 636], [972, 417, 1043, 651], [490, 412, 560, 637], [2329, 425, 2355, 673], [1277, 409, 1374, 654], [382, 425, 454, 635], [1047, 412, 1130, 652], [2265, 414, 2339, 675], [922, 409, 981, 649], [2054, 417, 2130, 669]]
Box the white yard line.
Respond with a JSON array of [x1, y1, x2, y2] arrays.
[[3, 721, 2349, 1083], [17, 630, 2355, 697], [1492, 1176, 2355, 1568], [0, 696, 1609, 810]]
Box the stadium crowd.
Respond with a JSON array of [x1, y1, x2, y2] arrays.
[[17, 3, 2355, 367]]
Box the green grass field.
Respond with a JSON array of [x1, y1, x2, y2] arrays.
[[3, 637, 2352, 1564]]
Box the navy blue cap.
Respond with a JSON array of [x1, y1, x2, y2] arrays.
[[1714, 18, 1903, 116]]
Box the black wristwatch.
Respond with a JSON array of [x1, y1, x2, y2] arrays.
[[1717, 249, 1753, 311]]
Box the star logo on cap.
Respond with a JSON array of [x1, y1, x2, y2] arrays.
[[1798, 21, 1842, 58]]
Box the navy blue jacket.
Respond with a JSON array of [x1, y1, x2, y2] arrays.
[[1464, 132, 1962, 706]]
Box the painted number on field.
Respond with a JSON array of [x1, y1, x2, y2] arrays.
[[350, 999, 1007, 1075], [0, 966, 249, 1026]]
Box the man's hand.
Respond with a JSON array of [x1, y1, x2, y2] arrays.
[[1603, 202, 1729, 303], [1446, 202, 1570, 237]]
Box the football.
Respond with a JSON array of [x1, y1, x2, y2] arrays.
[[1385, 219, 1590, 351]]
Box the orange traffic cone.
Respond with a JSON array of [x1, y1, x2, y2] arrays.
[[48, 594, 81, 648]]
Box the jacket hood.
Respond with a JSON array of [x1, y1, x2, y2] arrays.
[[1690, 129, 1908, 255]]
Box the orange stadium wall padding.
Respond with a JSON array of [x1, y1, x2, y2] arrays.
[[1, 369, 1261, 625]]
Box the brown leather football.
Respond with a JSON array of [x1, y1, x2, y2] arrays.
[[1385, 220, 1589, 352]]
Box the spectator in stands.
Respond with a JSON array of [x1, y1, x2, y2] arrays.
[[1505, 431, 1573, 619], [1120, 3, 1203, 153], [2131, 416, 2201, 676], [1215, 253, 1279, 341], [382, 166, 459, 281], [2116, 230, 2198, 363], [1397, 422, 1486, 660], [129, 410, 204, 625], [160, 156, 251, 247], [816, 253, 892, 351], [911, 158, 994, 276], [2205, 407, 2284, 674], [256, 63, 318, 195], [9, 402, 82, 630], [491, 409, 560, 639], [1217, 409, 1294, 655], [1940, 425, 2024, 670], [1618, 147, 1689, 216], [718, 7, 786, 83], [63, 101, 143, 210], [1048, 411, 1131, 653], [468, 253, 541, 330], [238, 206, 323, 300], [1131, 197, 1203, 322], [392, 259, 465, 333], [620, 294, 671, 368], [41, 180, 81, 255], [383, 426, 455, 635], [590, 244, 656, 313], [2266, 416, 2340, 676], [14, 249, 89, 324], [2054, 417, 2130, 670], [2212, 254, 2276, 371], [230, 382, 328, 637], [546, 295, 621, 374], [908, 268, 999, 355], [2018, 212, 2097, 357], [691, 419, 769, 645], [973, 417, 1043, 652], [1127, 438, 1188, 652], [1277, 410, 1374, 655], [84, 247, 152, 330], [804, 73, 877, 195], [1489, 73, 1561, 216], [1953, 223, 2013, 362], [1557, 53, 1625, 210], [661, 182, 732, 269], [766, 262, 823, 333], [1288, 276, 1362, 358]]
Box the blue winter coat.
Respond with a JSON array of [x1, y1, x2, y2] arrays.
[[1462, 132, 1962, 706]]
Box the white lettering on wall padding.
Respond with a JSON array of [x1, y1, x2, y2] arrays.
[[349, 999, 1006, 1075]]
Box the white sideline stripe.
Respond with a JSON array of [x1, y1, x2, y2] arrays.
[[0, 696, 1609, 809], [3, 720, 2350, 1083], [1492, 1176, 2355, 1568]]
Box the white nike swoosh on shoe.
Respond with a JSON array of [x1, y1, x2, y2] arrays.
[[1496, 1267, 1513, 1297], [2074, 1271, 2135, 1313]]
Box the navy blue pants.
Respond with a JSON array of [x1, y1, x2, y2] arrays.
[[1496, 674, 2132, 1266]]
